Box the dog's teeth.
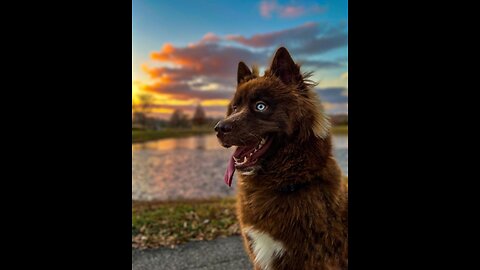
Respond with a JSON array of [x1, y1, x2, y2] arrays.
[[236, 156, 248, 166], [254, 149, 257, 153], [257, 139, 265, 149], [233, 157, 240, 162], [241, 169, 256, 176], [249, 152, 253, 156]]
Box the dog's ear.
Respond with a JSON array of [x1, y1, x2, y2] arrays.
[[237, 62, 252, 85], [270, 47, 301, 85]]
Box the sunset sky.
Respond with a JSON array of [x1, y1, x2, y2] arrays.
[[132, 0, 348, 119]]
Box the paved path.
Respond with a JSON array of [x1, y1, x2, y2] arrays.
[[132, 236, 253, 270]]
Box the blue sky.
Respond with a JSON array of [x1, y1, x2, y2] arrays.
[[132, 0, 348, 117]]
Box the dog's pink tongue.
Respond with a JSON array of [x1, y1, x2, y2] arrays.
[[224, 155, 235, 187], [224, 147, 245, 187]]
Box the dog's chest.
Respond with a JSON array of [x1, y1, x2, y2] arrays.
[[244, 226, 286, 270]]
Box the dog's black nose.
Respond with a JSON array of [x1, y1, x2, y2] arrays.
[[214, 121, 232, 133]]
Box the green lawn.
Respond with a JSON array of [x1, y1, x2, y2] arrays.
[[132, 198, 239, 249], [132, 125, 347, 143], [331, 125, 348, 134]]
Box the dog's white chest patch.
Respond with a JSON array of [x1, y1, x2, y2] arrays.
[[244, 227, 286, 270]]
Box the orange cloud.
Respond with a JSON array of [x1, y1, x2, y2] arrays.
[[162, 43, 175, 54], [142, 82, 233, 101], [150, 43, 197, 67], [201, 99, 230, 106], [135, 22, 347, 118], [149, 42, 264, 75]]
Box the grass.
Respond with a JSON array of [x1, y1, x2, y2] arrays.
[[132, 198, 239, 249], [331, 125, 348, 134], [132, 125, 348, 143], [132, 127, 214, 143]]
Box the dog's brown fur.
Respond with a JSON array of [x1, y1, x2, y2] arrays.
[[216, 47, 347, 270]]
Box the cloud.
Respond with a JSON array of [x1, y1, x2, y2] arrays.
[[295, 33, 348, 55], [142, 41, 266, 105], [301, 59, 345, 69], [278, 5, 305, 18], [317, 87, 348, 115], [143, 81, 234, 101], [316, 87, 348, 104], [149, 43, 266, 80], [260, 0, 277, 18], [138, 103, 228, 113], [259, 0, 325, 19], [138, 22, 347, 117], [322, 102, 348, 115], [142, 36, 345, 103], [226, 22, 318, 47], [199, 32, 221, 44], [225, 22, 347, 55]]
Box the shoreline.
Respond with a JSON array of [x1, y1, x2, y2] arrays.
[[132, 125, 348, 144]]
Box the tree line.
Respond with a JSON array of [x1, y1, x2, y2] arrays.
[[132, 93, 216, 130]]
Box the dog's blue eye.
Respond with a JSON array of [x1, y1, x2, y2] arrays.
[[255, 102, 267, 111]]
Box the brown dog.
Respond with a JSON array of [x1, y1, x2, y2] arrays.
[[215, 47, 348, 270]]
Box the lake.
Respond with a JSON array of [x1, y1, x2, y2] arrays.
[[132, 134, 348, 201]]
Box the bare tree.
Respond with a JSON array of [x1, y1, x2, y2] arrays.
[[137, 93, 154, 114], [192, 104, 207, 126], [169, 109, 190, 128], [133, 93, 155, 128]]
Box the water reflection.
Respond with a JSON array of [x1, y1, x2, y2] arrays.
[[132, 134, 220, 151], [132, 134, 348, 201]]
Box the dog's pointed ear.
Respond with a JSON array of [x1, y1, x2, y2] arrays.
[[237, 62, 252, 85], [270, 47, 301, 85]]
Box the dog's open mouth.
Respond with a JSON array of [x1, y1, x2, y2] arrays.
[[224, 136, 273, 186]]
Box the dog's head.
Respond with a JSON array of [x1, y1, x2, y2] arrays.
[[215, 47, 330, 186]]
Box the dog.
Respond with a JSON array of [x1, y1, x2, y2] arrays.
[[214, 47, 348, 270]]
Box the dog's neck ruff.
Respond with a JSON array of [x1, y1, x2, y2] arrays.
[[277, 181, 309, 194]]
